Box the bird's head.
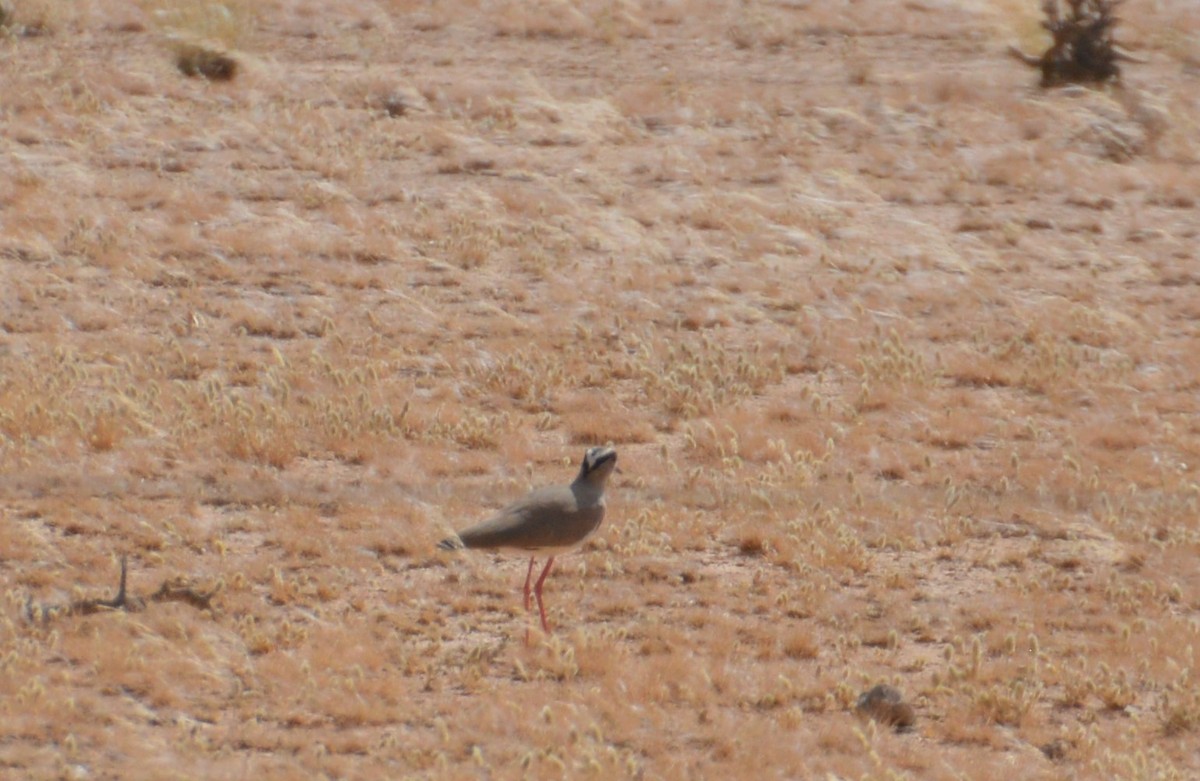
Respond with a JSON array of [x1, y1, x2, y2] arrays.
[[577, 445, 618, 485]]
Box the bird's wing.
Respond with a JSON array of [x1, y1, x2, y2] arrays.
[[454, 485, 603, 551]]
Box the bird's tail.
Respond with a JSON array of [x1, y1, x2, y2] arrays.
[[437, 535, 464, 551]]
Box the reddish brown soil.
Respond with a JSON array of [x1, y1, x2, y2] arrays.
[[2, 0, 1200, 778]]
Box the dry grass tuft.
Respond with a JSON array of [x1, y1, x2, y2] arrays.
[[0, 0, 55, 36], [142, 0, 254, 48]]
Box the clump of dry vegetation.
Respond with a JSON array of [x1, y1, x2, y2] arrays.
[[1, 0, 1200, 778], [1009, 0, 1142, 85]]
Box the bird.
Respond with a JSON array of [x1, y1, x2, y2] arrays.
[[437, 446, 618, 633]]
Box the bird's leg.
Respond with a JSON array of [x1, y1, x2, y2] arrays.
[[523, 556, 537, 612], [533, 556, 556, 633]]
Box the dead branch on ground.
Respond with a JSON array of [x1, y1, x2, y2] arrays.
[[25, 556, 219, 623]]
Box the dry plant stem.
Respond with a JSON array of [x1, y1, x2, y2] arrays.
[[522, 556, 536, 612]]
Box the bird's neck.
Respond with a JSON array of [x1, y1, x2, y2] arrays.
[[571, 479, 607, 506]]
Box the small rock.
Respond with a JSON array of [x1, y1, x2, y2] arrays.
[[1041, 739, 1068, 761], [854, 684, 916, 731], [175, 43, 238, 81]]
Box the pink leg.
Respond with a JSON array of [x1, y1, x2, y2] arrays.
[[533, 556, 556, 633], [522, 557, 537, 612]]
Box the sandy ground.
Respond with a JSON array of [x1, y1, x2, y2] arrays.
[[3, 0, 1200, 778]]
